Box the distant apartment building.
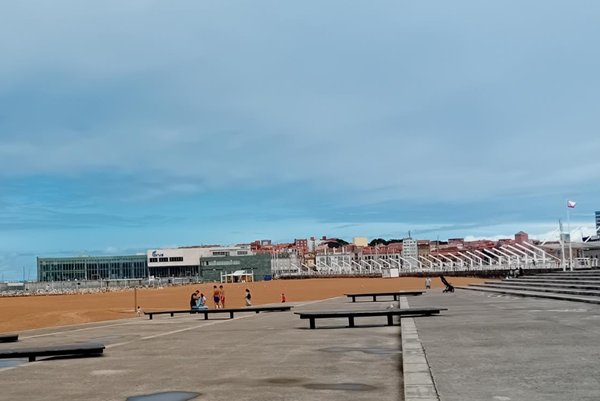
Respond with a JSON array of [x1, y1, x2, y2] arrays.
[[596, 211, 600, 230], [402, 238, 418, 263], [353, 237, 369, 247], [417, 240, 431, 258], [294, 239, 308, 252], [448, 238, 465, 248], [307, 237, 321, 252], [515, 231, 529, 245], [272, 253, 301, 275], [498, 238, 515, 246]]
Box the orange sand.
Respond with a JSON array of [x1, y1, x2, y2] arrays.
[[0, 277, 485, 334]]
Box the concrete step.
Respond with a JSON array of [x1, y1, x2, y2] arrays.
[[456, 286, 600, 305], [512, 278, 600, 284], [494, 280, 600, 290], [538, 269, 599, 273], [526, 275, 600, 281], [469, 283, 600, 297], [537, 272, 600, 277]]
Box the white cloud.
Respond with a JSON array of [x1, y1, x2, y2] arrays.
[[0, 1, 599, 204]]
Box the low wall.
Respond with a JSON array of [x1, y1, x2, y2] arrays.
[[1, 277, 201, 293], [277, 268, 576, 280], [279, 273, 383, 280]]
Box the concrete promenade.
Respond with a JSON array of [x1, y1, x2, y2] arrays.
[[0, 298, 402, 401], [407, 290, 600, 401]]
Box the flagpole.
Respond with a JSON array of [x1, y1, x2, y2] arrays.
[[567, 199, 574, 272], [559, 219, 566, 271]]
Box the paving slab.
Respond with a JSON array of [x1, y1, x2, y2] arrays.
[[407, 289, 600, 401]]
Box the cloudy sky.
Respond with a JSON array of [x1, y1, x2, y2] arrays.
[[1, 1, 599, 280]]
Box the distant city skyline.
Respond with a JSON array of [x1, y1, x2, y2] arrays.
[[1, 1, 600, 280]]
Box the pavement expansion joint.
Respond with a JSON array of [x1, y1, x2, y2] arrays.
[[400, 296, 440, 401]]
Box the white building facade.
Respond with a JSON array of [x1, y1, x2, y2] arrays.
[[402, 238, 418, 266], [146, 245, 252, 277]]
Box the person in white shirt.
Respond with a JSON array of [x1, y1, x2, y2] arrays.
[[197, 293, 208, 309]]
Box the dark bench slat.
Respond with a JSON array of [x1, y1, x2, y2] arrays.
[[345, 291, 424, 296], [145, 306, 293, 320], [296, 308, 445, 318], [345, 291, 424, 302], [0, 342, 105, 362], [0, 334, 19, 343], [296, 308, 446, 329]]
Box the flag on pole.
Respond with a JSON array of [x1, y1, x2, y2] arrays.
[[567, 200, 577, 208]]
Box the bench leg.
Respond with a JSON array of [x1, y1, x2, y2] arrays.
[[255, 311, 260, 314], [387, 315, 394, 326], [348, 317, 355, 328], [149, 314, 153, 320], [352, 296, 356, 302], [230, 312, 234, 319], [373, 295, 377, 302], [204, 313, 208, 320], [29, 356, 36, 362], [309, 318, 316, 330], [170, 313, 174, 317], [394, 295, 398, 301]]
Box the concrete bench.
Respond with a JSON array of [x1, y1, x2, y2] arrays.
[[345, 291, 424, 302], [145, 305, 293, 320], [295, 307, 446, 329], [0, 342, 105, 362], [0, 334, 19, 343]]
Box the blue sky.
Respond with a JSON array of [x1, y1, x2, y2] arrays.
[[1, 1, 599, 280]]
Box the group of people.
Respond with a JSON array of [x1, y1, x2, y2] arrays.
[[190, 285, 254, 310]]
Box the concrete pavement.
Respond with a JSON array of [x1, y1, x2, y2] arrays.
[[0, 298, 403, 401], [406, 290, 600, 401]]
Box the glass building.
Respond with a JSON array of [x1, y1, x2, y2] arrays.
[[37, 255, 148, 282], [199, 253, 272, 282]]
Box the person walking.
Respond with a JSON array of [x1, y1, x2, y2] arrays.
[[425, 277, 431, 290], [281, 293, 286, 303], [213, 285, 221, 309], [245, 288, 252, 306], [219, 285, 226, 309]]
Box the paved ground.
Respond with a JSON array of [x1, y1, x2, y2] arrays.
[[0, 297, 403, 401], [407, 290, 600, 401]]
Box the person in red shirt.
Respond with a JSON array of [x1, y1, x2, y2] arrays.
[[281, 293, 286, 303]]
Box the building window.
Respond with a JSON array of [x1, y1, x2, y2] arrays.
[[169, 257, 183, 262], [237, 251, 248, 255], [204, 260, 241, 266], [159, 257, 169, 262], [212, 251, 230, 257], [149, 258, 158, 263]]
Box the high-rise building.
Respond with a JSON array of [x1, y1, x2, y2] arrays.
[[596, 211, 600, 231], [402, 238, 418, 265]]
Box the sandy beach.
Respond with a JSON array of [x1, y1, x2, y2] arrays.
[[0, 276, 487, 334]]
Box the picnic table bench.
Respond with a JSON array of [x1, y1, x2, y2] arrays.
[[0, 334, 19, 343], [345, 291, 424, 302], [0, 342, 105, 362], [145, 305, 293, 320], [295, 307, 446, 329]]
